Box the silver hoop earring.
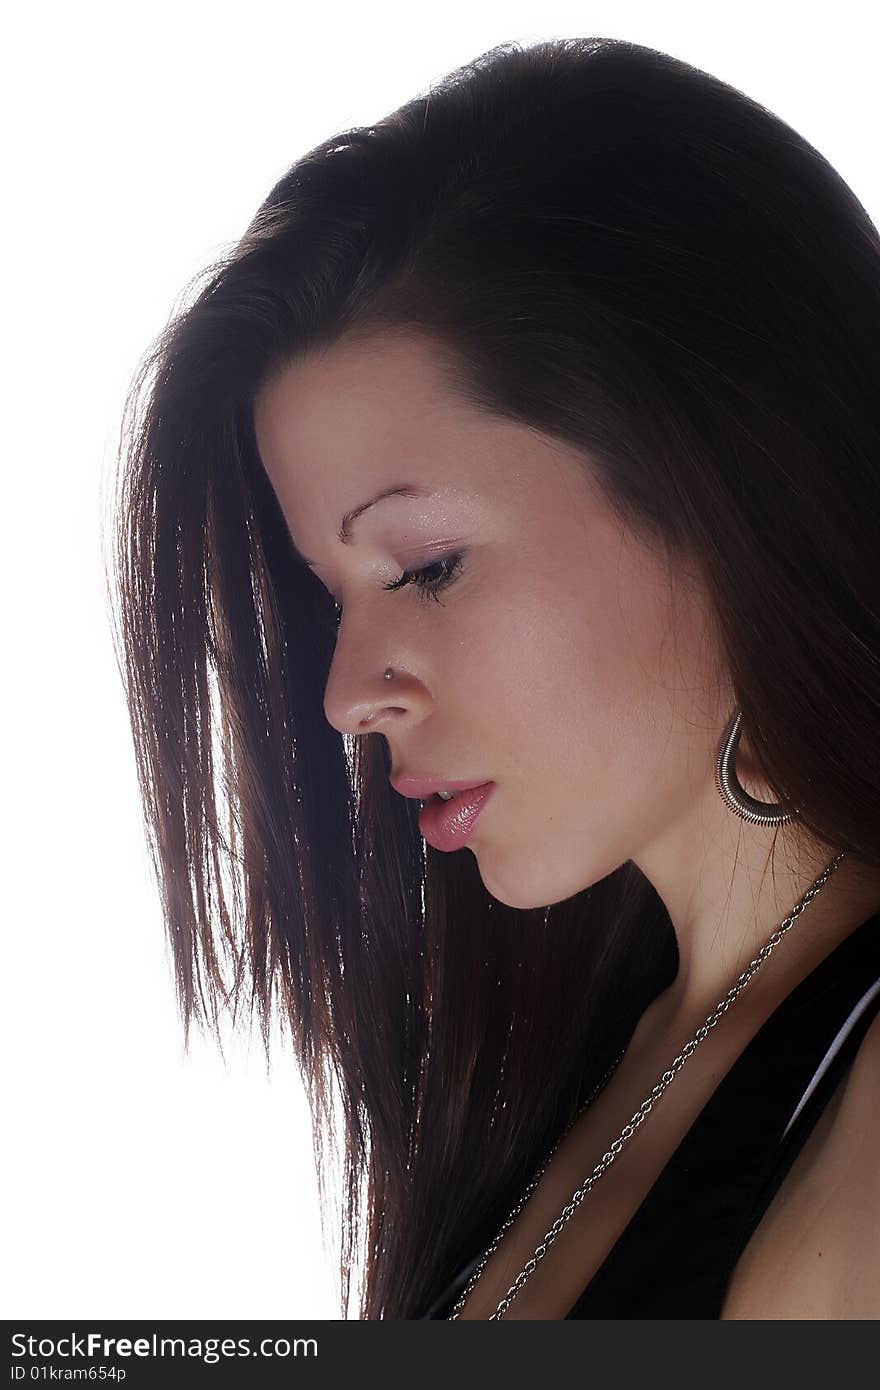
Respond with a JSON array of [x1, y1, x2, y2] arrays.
[[715, 709, 797, 827]]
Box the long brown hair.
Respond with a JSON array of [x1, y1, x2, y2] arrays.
[[103, 37, 880, 1317]]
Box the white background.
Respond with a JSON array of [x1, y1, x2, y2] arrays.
[[3, 0, 877, 1320]]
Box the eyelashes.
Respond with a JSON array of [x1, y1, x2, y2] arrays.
[[381, 550, 465, 603], [318, 550, 465, 631]]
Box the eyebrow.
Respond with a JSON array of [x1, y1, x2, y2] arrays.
[[291, 484, 432, 567]]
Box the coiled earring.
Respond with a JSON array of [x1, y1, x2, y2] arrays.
[[716, 709, 797, 827]]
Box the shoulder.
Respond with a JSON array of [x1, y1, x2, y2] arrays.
[[805, 1005, 880, 1317], [723, 1005, 880, 1320]]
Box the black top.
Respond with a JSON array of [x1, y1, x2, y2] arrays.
[[421, 907, 880, 1319]]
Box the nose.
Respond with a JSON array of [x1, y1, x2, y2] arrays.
[[323, 662, 417, 736]]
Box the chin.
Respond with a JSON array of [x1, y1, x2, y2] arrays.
[[475, 858, 565, 912]]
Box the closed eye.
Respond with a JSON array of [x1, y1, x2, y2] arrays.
[[317, 550, 465, 632], [381, 551, 465, 603]]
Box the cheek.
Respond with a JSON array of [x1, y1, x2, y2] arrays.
[[466, 612, 680, 911], [454, 536, 714, 785], [494, 566, 688, 796], [457, 545, 722, 906], [573, 582, 724, 826]]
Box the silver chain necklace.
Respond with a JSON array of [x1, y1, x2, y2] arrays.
[[447, 849, 847, 1319]]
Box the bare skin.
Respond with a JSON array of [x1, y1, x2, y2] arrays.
[[253, 327, 880, 1318]]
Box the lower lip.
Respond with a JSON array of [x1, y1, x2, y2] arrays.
[[418, 783, 496, 851]]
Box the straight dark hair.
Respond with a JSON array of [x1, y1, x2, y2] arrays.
[[104, 37, 880, 1318]]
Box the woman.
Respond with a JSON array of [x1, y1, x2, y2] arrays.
[[106, 36, 880, 1319]]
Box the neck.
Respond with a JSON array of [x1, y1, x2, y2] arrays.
[[641, 851, 880, 1049]]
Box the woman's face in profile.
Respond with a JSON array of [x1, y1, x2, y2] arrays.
[[253, 328, 727, 910]]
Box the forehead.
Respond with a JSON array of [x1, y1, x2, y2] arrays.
[[252, 329, 584, 525], [254, 330, 464, 468]]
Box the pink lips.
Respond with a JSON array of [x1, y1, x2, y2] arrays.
[[416, 782, 496, 851]]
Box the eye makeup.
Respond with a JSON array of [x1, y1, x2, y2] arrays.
[[380, 550, 465, 603], [319, 549, 466, 629]]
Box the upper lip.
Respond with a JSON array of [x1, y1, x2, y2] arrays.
[[390, 774, 494, 799]]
